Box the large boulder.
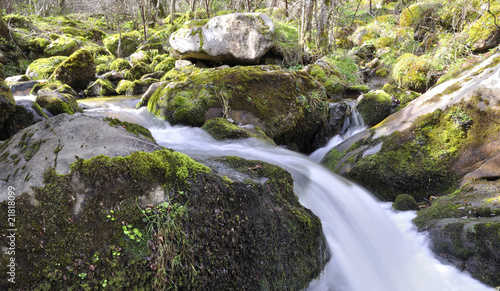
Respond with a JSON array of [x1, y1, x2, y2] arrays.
[[50, 49, 96, 90], [356, 90, 392, 127], [170, 13, 275, 65], [0, 114, 160, 197], [465, 3, 500, 52], [43, 35, 78, 56], [0, 115, 327, 290], [0, 78, 15, 132], [0, 101, 46, 140], [26, 56, 67, 80], [147, 65, 328, 152]]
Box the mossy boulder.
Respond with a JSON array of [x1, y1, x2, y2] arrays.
[[154, 57, 176, 72], [26, 56, 67, 80], [36, 89, 82, 115], [356, 90, 392, 127], [392, 53, 431, 92], [0, 78, 15, 133], [43, 36, 78, 56], [0, 116, 328, 289], [148, 65, 328, 152], [125, 62, 152, 81], [399, 3, 440, 34], [50, 49, 96, 90], [84, 78, 117, 97], [116, 79, 153, 96], [202, 117, 276, 145], [381, 83, 421, 110], [414, 191, 500, 286], [392, 194, 419, 211], [103, 31, 142, 57], [28, 37, 51, 52], [465, 4, 500, 52], [110, 58, 132, 71]]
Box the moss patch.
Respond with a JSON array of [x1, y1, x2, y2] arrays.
[[104, 117, 155, 142]]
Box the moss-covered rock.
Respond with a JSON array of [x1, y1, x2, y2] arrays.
[[0, 124, 327, 289], [465, 3, 500, 52], [0, 103, 40, 140], [116, 79, 153, 96], [26, 56, 67, 80], [84, 78, 117, 97], [50, 49, 96, 90], [0, 78, 15, 133], [103, 31, 142, 57], [381, 83, 421, 110], [148, 65, 328, 152], [356, 90, 392, 126], [36, 89, 82, 115], [110, 58, 131, 71], [392, 53, 431, 92], [154, 56, 176, 72], [28, 37, 51, 52], [202, 117, 276, 145], [392, 194, 419, 211], [125, 62, 152, 81], [43, 36, 78, 56]]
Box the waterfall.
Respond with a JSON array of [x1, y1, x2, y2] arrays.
[[79, 97, 494, 291], [309, 100, 366, 163]]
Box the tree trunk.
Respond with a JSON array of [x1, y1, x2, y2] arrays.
[[140, 4, 148, 41], [170, 0, 176, 24]]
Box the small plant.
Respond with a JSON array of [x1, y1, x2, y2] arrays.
[[78, 272, 87, 279], [106, 209, 115, 221], [122, 224, 145, 243]]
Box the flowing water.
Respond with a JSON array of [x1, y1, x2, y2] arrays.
[[76, 96, 494, 291]]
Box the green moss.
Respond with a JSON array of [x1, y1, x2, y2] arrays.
[[49, 49, 96, 90], [26, 56, 67, 80], [465, 4, 500, 52], [84, 78, 116, 96], [110, 58, 131, 71], [376, 67, 389, 77], [392, 194, 419, 211], [392, 53, 431, 92], [125, 62, 152, 81], [28, 37, 51, 52], [202, 118, 275, 144], [44, 36, 78, 56], [154, 57, 176, 72], [104, 117, 155, 142], [357, 90, 392, 126], [399, 3, 437, 28]]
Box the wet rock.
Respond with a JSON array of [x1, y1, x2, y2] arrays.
[[36, 88, 82, 115], [50, 49, 96, 90], [0, 78, 15, 131]]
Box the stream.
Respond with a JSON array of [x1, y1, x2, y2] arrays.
[[68, 96, 495, 291]]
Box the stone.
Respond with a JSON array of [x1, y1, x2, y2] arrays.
[[170, 13, 275, 64], [84, 78, 117, 97], [26, 56, 67, 80], [136, 81, 167, 108], [8, 80, 44, 95], [175, 59, 192, 68], [44, 36, 78, 56], [36, 89, 82, 115], [0, 114, 161, 198], [50, 49, 96, 90], [0, 78, 15, 131]]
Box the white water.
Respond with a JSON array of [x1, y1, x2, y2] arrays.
[[79, 97, 494, 291]]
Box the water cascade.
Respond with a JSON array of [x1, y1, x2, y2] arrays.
[[78, 97, 493, 291]]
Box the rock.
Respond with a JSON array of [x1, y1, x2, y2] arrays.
[[392, 53, 432, 92], [0, 114, 160, 198], [50, 49, 96, 90], [141, 71, 164, 80], [312, 102, 349, 149], [356, 90, 392, 126], [129, 50, 150, 64], [351, 43, 376, 60], [154, 56, 176, 72], [201, 117, 276, 145], [8, 80, 45, 95], [110, 58, 131, 71], [100, 70, 125, 83], [170, 13, 275, 64], [465, 4, 500, 52], [116, 79, 153, 96], [26, 56, 67, 79], [392, 194, 419, 211], [147, 65, 328, 152], [175, 59, 192, 68], [125, 62, 152, 81], [136, 81, 167, 108], [36, 89, 82, 115], [0, 78, 15, 132], [43, 35, 78, 56], [0, 149, 327, 290], [103, 31, 142, 57], [0, 101, 45, 140], [84, 78, 117, 97]]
